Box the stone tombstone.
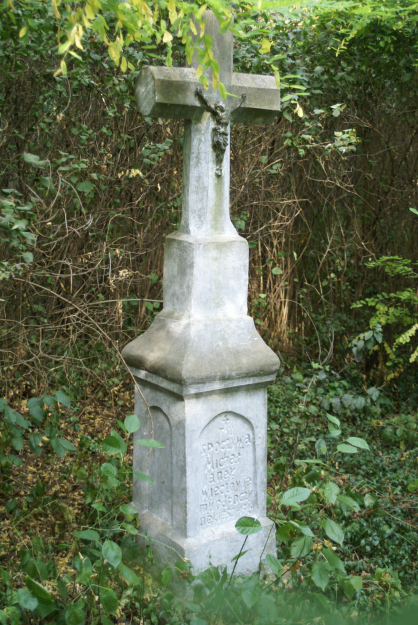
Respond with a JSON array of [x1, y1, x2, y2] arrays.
[[122, 10, 281, 574]]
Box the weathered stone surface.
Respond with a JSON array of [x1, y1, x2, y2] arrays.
[[123, 315, 279, 388], [135, 67, 280, 125], [131, 374, 275, 573], [135, 8, 280, 126], [180, 115, 234, 234], [163, 233, 248, 318], [122, 9, 281, 576], [136, 509, 275, 576]]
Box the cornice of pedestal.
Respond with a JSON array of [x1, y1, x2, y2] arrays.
[[121, 312, 280, 396]]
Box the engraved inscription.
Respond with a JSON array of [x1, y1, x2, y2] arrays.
[[199, 413, 255, 529]]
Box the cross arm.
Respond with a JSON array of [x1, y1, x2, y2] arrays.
[[229, 73, 280, 125], [136, 66, 280, 125], [136, 66, 203, 121]]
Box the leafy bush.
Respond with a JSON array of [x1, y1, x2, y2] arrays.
[[353, 256, 418, 380], [0, 392, 75, 480]]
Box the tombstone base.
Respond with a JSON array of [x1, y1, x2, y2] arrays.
[[125, 361, 279, 578], [134, 506, 276, 575]]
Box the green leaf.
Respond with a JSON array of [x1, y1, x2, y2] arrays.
[[92, 502, 107, 512], [354, 396, 366, 411], [22, 252, 33, 263], [35, 599, 58, 618], [6, 500, 18, 513], [337, 494, 360, 511], [337, 443, 358, 454], [11, 410, 30, 428], [351, 575, 364, 591], [160, 567, 173, 586], [290, 536, 313, 559], [211, 59, 220, 74], [110, 430, 127, 452], [57, 579, 68, 602], [124, 414, 140, 433], [218, 82, 227, 100], [279, 497, 301, 509], [74, 529, 100, 541], [43, 395, 57, 406], [346, 436, 369, 450], [326, 413, 340, 427], [174, 559, 189, 572], [60, 438, 76, 452], [117, 562, 140, 585], [76, 568, 92, 586], [266, 553, 283, 576], [294, 459, 323, 465], [49, 437, 65, 457], [135, 438, 164, 448], [315, 437, 327, 456], [23, 152, 48, 168], [288, 520, 314, 537], [76, 181, 95, 193], [101, 463, 117, 478], [235, 516, 262, 535], [102, 436, 124, 454], [40, 177, 56, 191], [65, 603, 85, 625], [322, 548, 346, 573], [311, 561, 329, 591], [280, 487, 311, 502], [12, 436, 24, 451], [121, 523, 138, 535], [328, 423, 341, 437], [323, 481, 339, 504], [242, 583, 262, 608], [25, 577, 53, 602], [55, 390, 71, 408], [29, 404, 45, 424], [120, 504, 138, 516], [17, 588, 38, 611], [343, 575, 363, 600], [323, 518, 344, 545], [364, 493, 376, 507], [231, 549, 249, 562], [100, 588, 119, 614], [117, 419, 126, 432], [133, 470, 154, 483], [102, 540, 122, 568], [50, 437, 75, 457]]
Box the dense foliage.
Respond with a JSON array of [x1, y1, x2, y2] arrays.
[[0, 370, 417, 624], [1, 0, 418, 623], [2, 0, 418, 395]]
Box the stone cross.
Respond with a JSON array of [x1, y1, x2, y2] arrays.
[[136, 11, 280, 238], [122, 10, 280, 576]]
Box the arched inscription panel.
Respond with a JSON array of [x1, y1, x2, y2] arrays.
[[199, 412, 255, 529], [146, 407, 172, 526]]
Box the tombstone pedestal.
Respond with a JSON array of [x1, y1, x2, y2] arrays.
[[123, 262, 279, 573], [126, 359, 277, 574]]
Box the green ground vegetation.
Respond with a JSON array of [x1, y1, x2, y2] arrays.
[[0, 366, 417, 624]]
